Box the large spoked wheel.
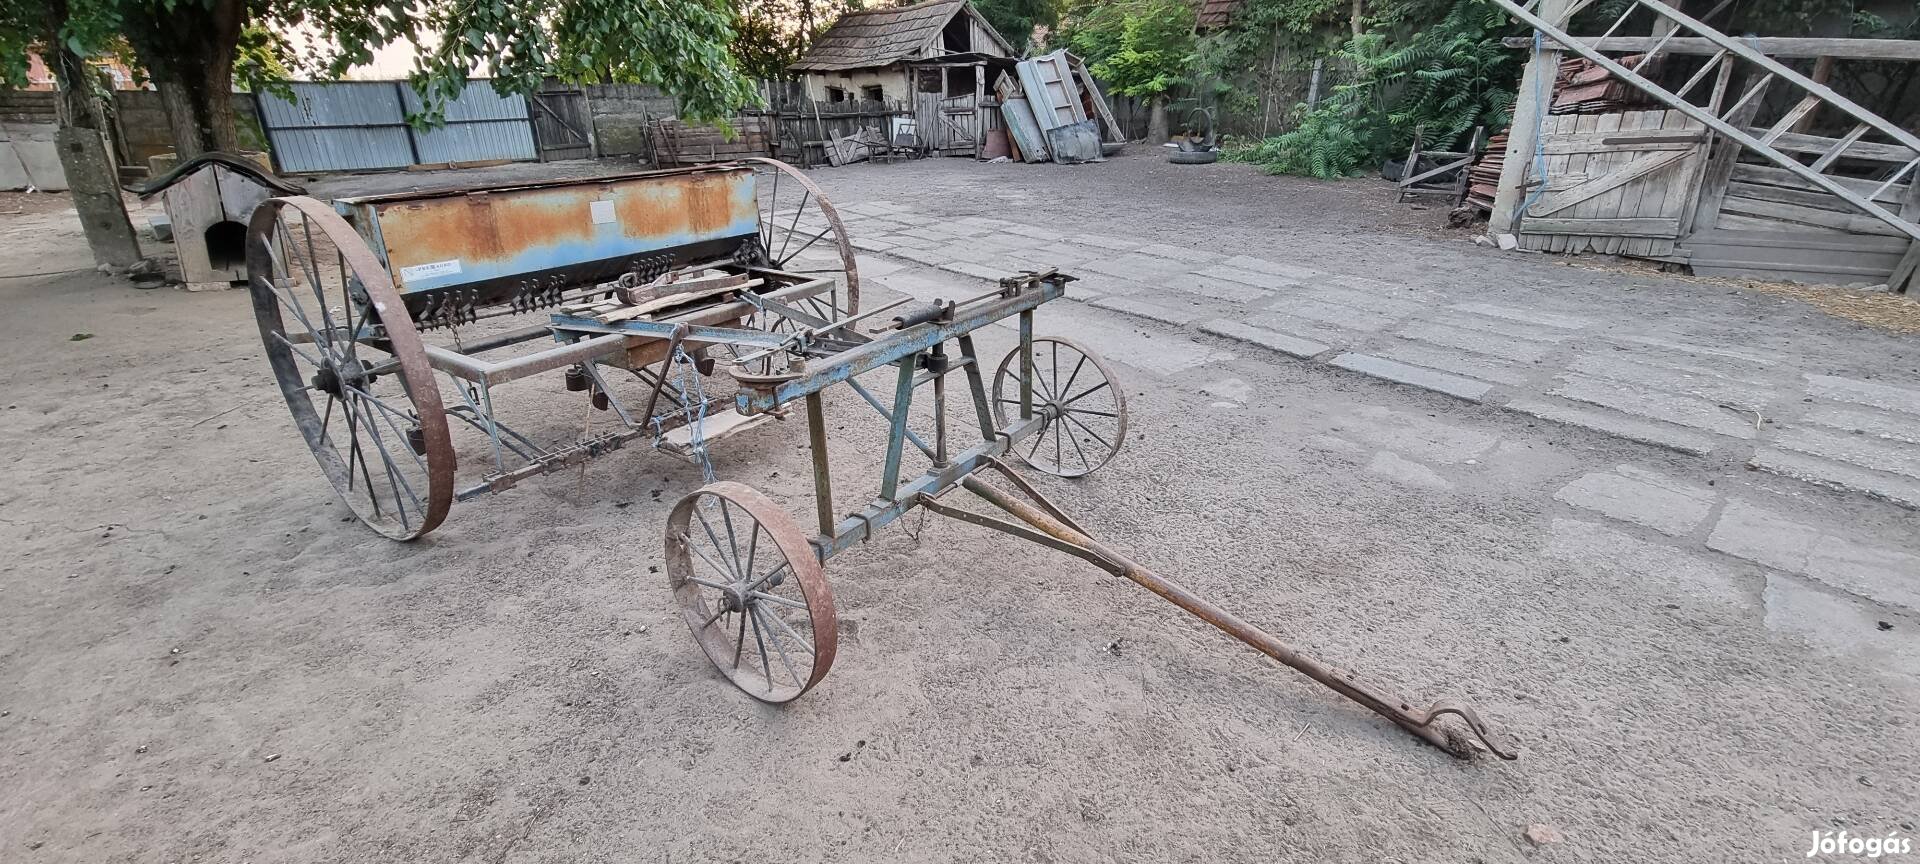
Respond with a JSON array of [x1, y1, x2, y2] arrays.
[[744, 157, 858, 324], [992, 338, 1129, 478], [667, 482, 838, 703], [247, 196, 455, 540]]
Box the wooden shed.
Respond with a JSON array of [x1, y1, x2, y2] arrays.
[[788, 0, 1017, 158], [1482, 0, 1920, 292]]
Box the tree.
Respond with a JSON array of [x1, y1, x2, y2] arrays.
[[1060, 0, 1194, 141], [729, 0, 862, 80], [1, 0, 143, 266], [102, 0, 761, 157], [973, 0, 1057, 52]]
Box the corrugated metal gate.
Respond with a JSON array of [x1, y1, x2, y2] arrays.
[[258, 81, 537, 173]]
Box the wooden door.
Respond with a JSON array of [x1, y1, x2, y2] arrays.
[[1517, 109, 1709, 256], [530, 87, 594, 161], [1016, 52, 1086, 131]]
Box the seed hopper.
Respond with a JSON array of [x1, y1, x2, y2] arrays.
[[244, 158, 1517, 760]]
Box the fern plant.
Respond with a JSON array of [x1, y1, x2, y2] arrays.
[[1228, 0, 1522, 179]]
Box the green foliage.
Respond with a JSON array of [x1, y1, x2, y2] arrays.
[[7, 0, 760, 135], [232, 23, 292, 97], [1060, 0, 1195, 98], [1, 0, 123, 90], [1228, 0, 1520, 179], [973, 0, 1056, 52]]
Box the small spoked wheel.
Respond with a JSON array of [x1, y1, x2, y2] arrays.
[[744, 157, 858, 323], [247, 196, 455, 540], [666, 482, 838, 702], [992, 337, 1129, 478]]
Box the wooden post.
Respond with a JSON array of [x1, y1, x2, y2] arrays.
[[1488, 0, 1571, 243], [973, 61, 986, 159], [1890, 177, 1920, 293], [1792, 55, 1834, 134], [1688, 74, 1772, 235]]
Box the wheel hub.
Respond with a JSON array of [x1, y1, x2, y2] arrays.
[[310, 358, 374, 397]]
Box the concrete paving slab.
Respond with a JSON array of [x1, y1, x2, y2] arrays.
[[1366, 451, 1450, 488], [1288, 300, 1399, 332], [855, 255, 908, 278], [936, 260, 1011, 282], [1806, 374, 1920, 417], [1429, 311, 1576, 344], [1343, 405, 1501, 464], [1331, 353, 1492, 401], [1551, 374, 1758, 439], [1133, 243, 1222, 265], [1763, 575, 1920, 680], [1399, 322, 1556, 362], [1011, 308, 1234, 375], [1709, 499, 1920, 612], [1199, 320, 1330, 359], [1246, 312, 1353, 349], [1222, 255, 1324, 281], [1302, 286, 1430, 319], [1553, 466, 1717, 536], [1565, 353, 1777, 408], [1091, 296, 1208, 327], [1799, 405, 1920, 445], [1069, 233, 1146, 251], [1450, 302, 1592, 330], [1546, 519, 1754, 613], [1199, 265, 1301, 291], [1770, 426, 1920, 482], [1161, 273, 1271, 303], [891, 246, 953, 267], [1749, 447, 1920, 510], [1372, 341, 1532, 387], [1507, 399, 1719, 455]]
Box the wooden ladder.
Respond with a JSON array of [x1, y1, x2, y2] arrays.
[[1489, 0, 1920, 288]]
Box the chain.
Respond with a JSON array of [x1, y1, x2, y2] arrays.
[[653, 347, 716, 483]]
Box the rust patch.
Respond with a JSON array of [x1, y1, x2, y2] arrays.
[[683, 172, 749, 236], [613, 180, 689, 239], [378, 190, 602, 271]]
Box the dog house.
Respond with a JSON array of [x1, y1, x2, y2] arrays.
[[138, 152, 303, 290]]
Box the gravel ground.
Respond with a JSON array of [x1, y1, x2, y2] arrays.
[[1, 154, 1915, 863]]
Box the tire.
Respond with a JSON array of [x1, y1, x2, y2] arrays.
[[1168, 150, 1218, 165]]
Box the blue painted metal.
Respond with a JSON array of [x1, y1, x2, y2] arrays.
[[814, 415, 1046, 557], [878, 356, 918, 500], [547, 314, 791, 349], [734, 278, 1065, 415], [333, 165, 760, 296]]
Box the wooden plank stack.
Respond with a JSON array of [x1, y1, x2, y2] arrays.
[[1550, 56, 1651, 114], [650, 115, 774, 166], [561, 270, 762, 324], [1465, 131, 1508, 212]]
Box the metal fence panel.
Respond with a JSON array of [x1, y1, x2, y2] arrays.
[[257, 82, 414, 173], [401, 82, 537, 164], [258, 80, 535, 173]]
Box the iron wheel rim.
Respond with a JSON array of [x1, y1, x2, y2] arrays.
[[247, 196, 455, 540]]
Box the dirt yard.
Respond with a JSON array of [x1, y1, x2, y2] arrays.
[[1, 153, 1916, 864]]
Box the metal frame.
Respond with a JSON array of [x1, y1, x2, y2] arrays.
[[246, 159, 1521, 762]]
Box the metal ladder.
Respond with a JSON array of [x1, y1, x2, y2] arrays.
[[1490, 0, 1920, 272]]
